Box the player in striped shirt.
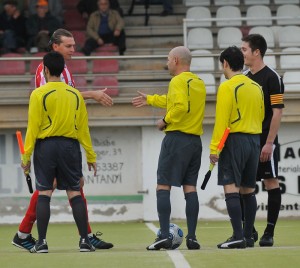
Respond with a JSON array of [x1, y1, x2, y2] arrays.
[[12, 28, 113, 251]]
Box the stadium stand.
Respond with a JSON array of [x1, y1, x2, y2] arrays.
[[29, 52, 47, 75], [196, 73, 216, 94], [73, 76, 88, 91], [65, 52, 88, 74], [62, 0, 80, 9], [274, 0, 299, 4], [270, 26, 282, 47], [92, 76, 119, 96], [63, 9, 86, 31], [187, 28, 213, 50], [278, 26, 300, 48], [280, 47, 300, 70], [216, 6, 242, 27], [0, 53, 25, 75], [72, 30, 87, 51], [183, 0, 210, 6], [92, 52, 119, 73], [264, 48, 277, 69], [283, 71, 300, 92], [246, 5, 272, 26], [190, 49, 215, 72], [276, 4, 300, 26], [186, 6, 212, 27], [217, 27, 243, 49], [244, 0, 270, 4], [214, 0, 240, 6]]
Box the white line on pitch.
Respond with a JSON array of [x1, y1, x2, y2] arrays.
[[145, 222, 191, 268]]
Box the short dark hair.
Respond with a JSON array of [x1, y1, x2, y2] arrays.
[[241, 34, 267, 58], [48, 28, 73, 51], [43, 51, 65, 77], [219, 46, 244, 71]]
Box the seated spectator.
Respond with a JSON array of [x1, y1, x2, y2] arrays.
[[0, 0, 27, 54], [26, 0, 61, 53], [27, 0, 63, 24], [77, 0, 123, 19], [81, 0, 126, 56], [0, 0, 26, 14]]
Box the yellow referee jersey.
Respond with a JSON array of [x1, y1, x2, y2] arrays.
[[24, 82, 96, 163], [147, 72, 206, 136], [210, 74, 264, 154]]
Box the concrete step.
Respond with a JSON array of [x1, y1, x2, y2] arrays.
[[124, 14, 185, 26], [127, 35, 183, 49], [125, 47, 171, 55], [126, 25, 183, 37], [123, 3, 187, 16]]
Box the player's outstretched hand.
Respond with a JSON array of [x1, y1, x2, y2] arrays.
[[132, 91, 148, 107], [92, 88, 113, 106], [88, 162, 97, 176]]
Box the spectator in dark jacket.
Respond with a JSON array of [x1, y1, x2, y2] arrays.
[[77, 0, 123, 19], [81, 0, 126, 55], [0, 0, 27, 54], [26, 0, 61, 52]]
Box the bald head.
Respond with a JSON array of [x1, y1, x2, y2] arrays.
[[169, 46, 192, 66], [167, 46, 191, 76]]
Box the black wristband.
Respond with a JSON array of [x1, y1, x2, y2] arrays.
[[162, 118, 167, 124]]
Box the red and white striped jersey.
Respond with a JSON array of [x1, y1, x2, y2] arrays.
[[35, 62, 76, 88]]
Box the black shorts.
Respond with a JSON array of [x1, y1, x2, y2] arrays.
[[33, 137, 83, 191], [256, 130, 279, 180], [157, 131, 202, 187], [218, 133, 260, 188]]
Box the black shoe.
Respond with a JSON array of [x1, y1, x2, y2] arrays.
[[245, 236, 255, 248], [160, 10, 173, 16], [89, 232, 113, 249], [217, 236, 246, 249], [186, 237, 200, 250], [80, 237, 95, 252], [146, 237, 172, 250], [12, 233, 36, 251], [253, 230, 258, 242], [30, 239, 48, 253], [259, 233, 274, 247]]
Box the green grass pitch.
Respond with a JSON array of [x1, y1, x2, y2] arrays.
[[1, 219, 300, 268]]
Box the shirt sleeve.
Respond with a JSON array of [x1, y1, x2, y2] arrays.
[[268, 73, 284, 108], [210, 84, 232, 154], [76, 95, 97, 163], [24, 92, 42, 160], [147, 94, 167, 108]]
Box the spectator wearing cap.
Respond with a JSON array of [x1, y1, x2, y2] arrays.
[[0, 0, 27, 54], [27, 0, 63, 24], [26, 0, 62, 52]]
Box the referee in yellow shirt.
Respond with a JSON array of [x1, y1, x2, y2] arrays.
[[132, 46, 206, 250], [209, 46, 264, 249], [21, 51, 97, 253]]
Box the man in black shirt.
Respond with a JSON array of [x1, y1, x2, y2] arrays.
[[241, 34, 284, 247]]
